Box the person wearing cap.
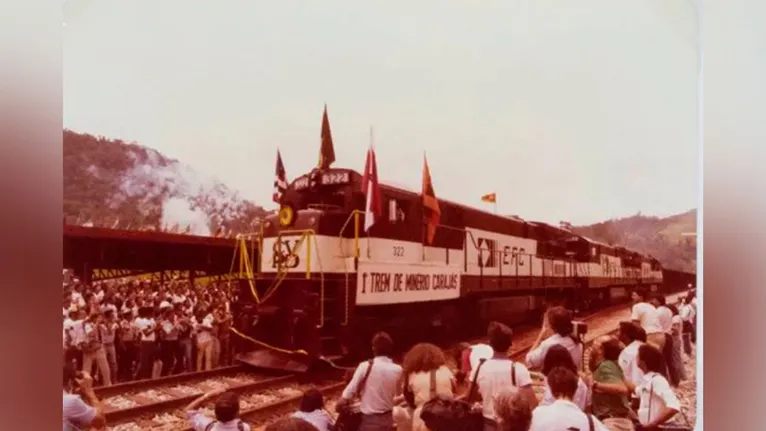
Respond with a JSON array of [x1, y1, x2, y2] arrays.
[[185, 389, 251, 431]]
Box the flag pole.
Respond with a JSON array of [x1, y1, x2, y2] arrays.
[[367, 126, 373, 259]]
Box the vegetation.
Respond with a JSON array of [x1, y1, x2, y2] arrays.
[[63, 129, 269, 234], [571, 210, 697, 272]]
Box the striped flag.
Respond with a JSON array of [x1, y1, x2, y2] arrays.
[[421, 154, 441, 245], [361, 137, 382, 232], [317, 104, 336, 170], [273, 149, 288, 204]]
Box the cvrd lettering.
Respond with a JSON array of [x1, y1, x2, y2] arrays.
[[271, 239, 301, 269]]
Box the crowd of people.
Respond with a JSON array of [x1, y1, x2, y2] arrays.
[[63, 286, 698, 431], [62, 274, 237, 386]]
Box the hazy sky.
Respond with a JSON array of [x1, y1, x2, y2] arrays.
[[63, 0, 699, 225]]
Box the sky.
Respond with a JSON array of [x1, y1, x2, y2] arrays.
[[63, 0, 700, 226]]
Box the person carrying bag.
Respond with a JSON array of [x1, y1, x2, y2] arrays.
[[335, 359, 374, 431], [420, 358, 489, 431]]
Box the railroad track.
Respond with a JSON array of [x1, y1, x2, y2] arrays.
[[104, 291, 687, 430]]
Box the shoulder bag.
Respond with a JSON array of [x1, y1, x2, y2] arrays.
[[334, 359, 374, 431], [421, 358, 489, 431]]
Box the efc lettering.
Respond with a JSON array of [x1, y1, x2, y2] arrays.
[[360, 271, 458, 294]]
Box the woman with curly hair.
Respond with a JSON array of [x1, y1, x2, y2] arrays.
[[399, 343, 456, 431]]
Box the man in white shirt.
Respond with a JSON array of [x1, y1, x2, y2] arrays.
[[529, 367, 609, 431], [630, 289, 665, 351], [468, 322, 537, 430], [526, 306, 584, 371], [624, 344, 682, 429], [339, 332, 402, 431], [617, 322, 646, 388], [196, 309, 216, 371], [678, 297, 695, 354], [134, 307, 158, 379]]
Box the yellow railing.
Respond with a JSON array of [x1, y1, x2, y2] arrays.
[[231, 233, 263, 304], [338, 210, 364, 326], [259, 229, 327, 329]]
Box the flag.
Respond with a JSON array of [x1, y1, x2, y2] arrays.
[[421, 154, 441, 245], [273, 149, 288, 204], [361, 141, 383, 232], [481, 193, 496, 203], [317, 104, 336, 170]]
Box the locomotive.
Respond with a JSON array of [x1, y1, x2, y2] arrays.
[[231, 165, 666, 370]]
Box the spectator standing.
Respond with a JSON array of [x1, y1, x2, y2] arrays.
[[177, 304, 195, 373], [623, 344, 682, 429], [528, 367, 608, 431], [82, 311, 112, 386], [118, 309, 137, 381], [401, 342, 456, 431], [185, 390, 251, 431], [526, 306, 583, 371], [678, 297, 695, 355], [617, 322, 646, 388], [63, 366, 106, 431], [135, 306, 158, 379], [338, 331, 403, 431], [588, 336, 634, 431], [538, 345, 590, 411], [468, 322, 537, 431], [666, 305, 687, 386], [291, 388, 335, 431], [101, 309, 119, 384], [160, 307, 181, 376], [629, 290, 664, 351], [196, 308, 215, 371]]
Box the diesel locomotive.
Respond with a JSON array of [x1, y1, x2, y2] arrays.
[[230, 165, 675, 371]]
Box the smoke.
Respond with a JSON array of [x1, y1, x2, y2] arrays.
[[161, 197, 211, 236]]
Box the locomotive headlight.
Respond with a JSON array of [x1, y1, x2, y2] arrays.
[[279, 205, 295, 227], [308, 216, 317, 226]]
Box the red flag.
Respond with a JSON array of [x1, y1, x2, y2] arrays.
[[317, 104, 336, 170], [421, 154, 441, 244], [361, 143, 383, 232], [272, 149, 288, 204]]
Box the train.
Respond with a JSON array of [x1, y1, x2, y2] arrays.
[[231, 165, 694, 370]]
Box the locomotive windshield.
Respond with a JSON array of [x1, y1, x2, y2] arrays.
[[286, 168, 356, 211]]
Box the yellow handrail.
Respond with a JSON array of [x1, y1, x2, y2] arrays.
[[229, 327, 308, 355], [338, 210, 363, 327], [338, 210, 364, 258], [259, 229, 327, 329]]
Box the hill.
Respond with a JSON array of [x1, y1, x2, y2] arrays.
[[63, 129, 269, 235], [571, 210, 697, 273], [64, 130, 696, 271]]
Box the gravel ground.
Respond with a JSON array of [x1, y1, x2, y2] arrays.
[[673, 345, 698, 427]]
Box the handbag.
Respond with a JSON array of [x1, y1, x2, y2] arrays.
[[421, 359, 489, 431], [334, 359, 374, 431]]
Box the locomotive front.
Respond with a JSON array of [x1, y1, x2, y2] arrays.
[[233, 168, 365, 369]]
